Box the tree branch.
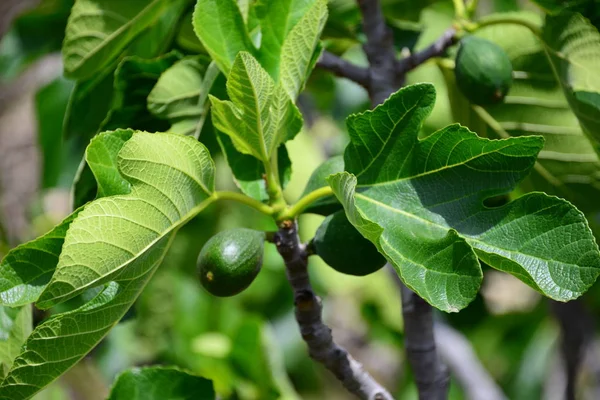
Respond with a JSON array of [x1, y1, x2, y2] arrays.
[[274, 221, 393, 400], [400, 283, 450, 400], [316, 51, 370, 89], [550, 299, 594, 400], [396, 28, 458, 75], [434, 323, 507, 400], [357, 0, 400, 105]]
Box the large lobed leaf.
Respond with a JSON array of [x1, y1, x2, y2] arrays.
[[328, 83, 600, 312], [440, 11, 600, 213], [107, 366, 215, 400], [0, 132, 217, 398]]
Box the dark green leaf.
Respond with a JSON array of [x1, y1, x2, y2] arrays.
[[328, 83, 600, 312], [107, 366, 215, 400], [38, 133, 216, 308], [101, 52, 182, 132], [300, 155, 344, 215]]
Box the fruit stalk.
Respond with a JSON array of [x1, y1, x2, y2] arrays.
[[274, 220, 393, 400]]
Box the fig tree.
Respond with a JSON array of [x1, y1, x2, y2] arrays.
[[313, 211, 386, 276], [454, 36, 513, 105], [197, 228, 265, 297]]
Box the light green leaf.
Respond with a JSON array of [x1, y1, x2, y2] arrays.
[[440, 12, 600, 213], [255, 0, 316, 79], [192, 0, 256, 74], [217, 132, 292, 201], [72, 129, 135, 209], [210, 52, 301, 162], [148, 57, 209, 121], [62, 0, 177, 80], [0, 233, 175, 400], [147, 57, 222, 138], [278, 0, 328, 99], [0, 211, 81, 307], [107, 366, 215, 400], [0, 306, 32, 378], [101, 52, 182, 132], [328, 83, 600, 312], [300, 155, 344, 215], [542, 11, 600, 152], [37, 133, 216, 309]]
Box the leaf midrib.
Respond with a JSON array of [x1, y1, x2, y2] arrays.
[[38, 195, 216, 308], [355, 191, 580, 272]]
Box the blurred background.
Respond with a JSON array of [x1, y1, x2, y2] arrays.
[[2, 0, 600, 399]]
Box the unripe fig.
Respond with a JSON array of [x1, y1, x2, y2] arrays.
[[454, 36, 513, 105], [313, 211, 386, 276], [197, 228, 265, 297]]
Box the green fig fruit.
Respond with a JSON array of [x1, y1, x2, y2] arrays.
[[198, 228, 265, 297]]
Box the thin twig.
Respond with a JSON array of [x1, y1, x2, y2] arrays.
[[357, 0, 399, 105], [434, 323, 507, 400], [396, 28, 458, 75], [400, 283, 450, 400], [274, 221, 393, 400], [316, 51, 370, 89]]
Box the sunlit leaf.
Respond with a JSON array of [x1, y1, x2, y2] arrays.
[[0, 133, 217, 399], [441, 11, 600, 213], [278, 0, 327, 99], [300, 155, 344, 215], [328, 83, 600, 312], [209, 52, 301, 163], [37, 133, 216, 309]]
